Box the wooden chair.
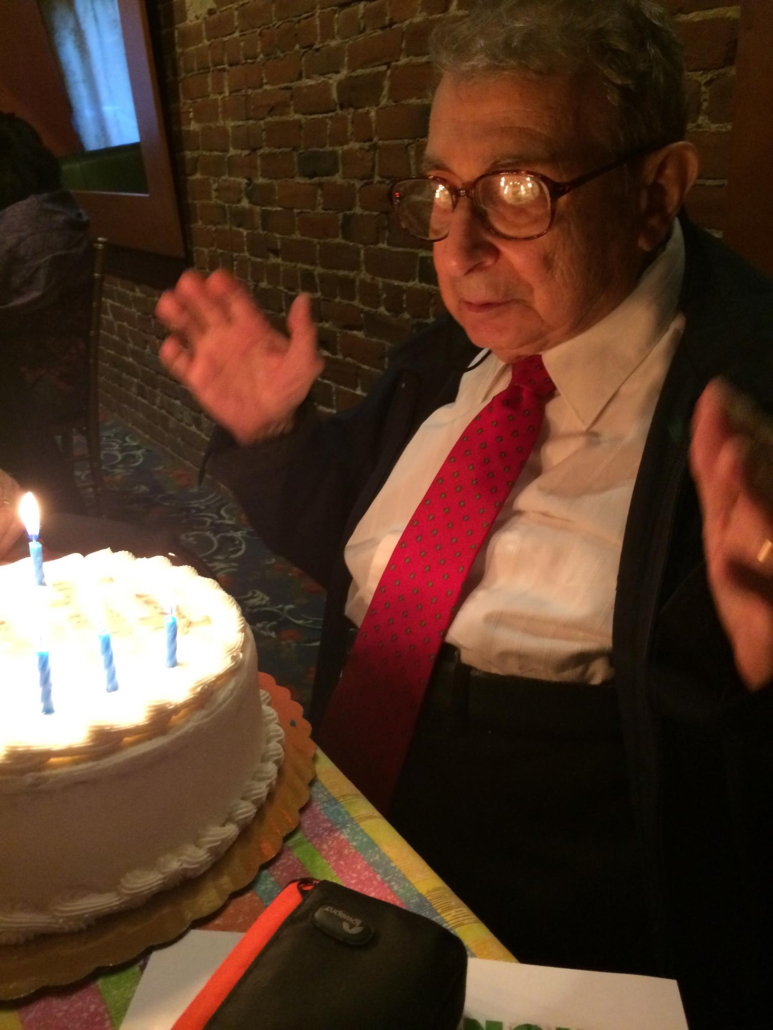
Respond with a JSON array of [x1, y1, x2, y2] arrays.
[[52, 237, 109, 516]]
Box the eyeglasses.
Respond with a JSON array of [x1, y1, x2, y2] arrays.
[[390, 148, 650, 243]]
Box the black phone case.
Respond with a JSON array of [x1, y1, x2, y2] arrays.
[[191, 879, 468, 1030]]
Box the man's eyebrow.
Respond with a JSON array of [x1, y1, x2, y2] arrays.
[[420, 155, 450, 174], [420, 151, 556, 174]]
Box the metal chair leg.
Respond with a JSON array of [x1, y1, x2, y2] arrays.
[[59, 427, 75, 467]]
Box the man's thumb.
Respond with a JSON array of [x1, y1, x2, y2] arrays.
[[287, 292, 317, 351]]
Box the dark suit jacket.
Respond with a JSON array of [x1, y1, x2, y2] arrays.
[[0, 190, 92, 415], [0, 362, 83, 515], [211, 218, 773, 1026]]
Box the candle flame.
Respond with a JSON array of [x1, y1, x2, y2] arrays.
[[19, 492, 41, 539]]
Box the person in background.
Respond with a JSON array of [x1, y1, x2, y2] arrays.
[[0, 113, 87, 521], [0, 111, 92, 418], [156, 1, 773, 1025], [0, 468, 22, 560], [0, 357, 83, 526]]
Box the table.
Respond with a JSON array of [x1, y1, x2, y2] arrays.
[[0, 751, 513, 1029]]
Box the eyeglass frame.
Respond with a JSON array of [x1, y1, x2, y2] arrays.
[[390, 146, 656, 243]]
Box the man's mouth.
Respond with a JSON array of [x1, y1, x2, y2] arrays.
[[460, 299, 513, 313]]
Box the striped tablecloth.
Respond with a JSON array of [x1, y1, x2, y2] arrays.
[[0, 751, 513, 1030]]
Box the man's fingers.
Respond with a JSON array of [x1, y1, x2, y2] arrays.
[[205, 267, 244, 305], [287, 293, 321, 365], [691, 380, 745, 529], [157, 270, 227, 337], [699, 435, 745, 552], [156, 288, 201, 345], [287, 291, 313, 335], [159, 334, 238, 428], [206, 267, 240, 293], [174, 269, 232, 334], [164, 270, 210, 334], [727, 558, 773, 605], [208, 269, 276, 338], [158, 275, 321, 437], [202, 268, 243, 324], [690, 381, 731, 490], [723, 560, 773, 689], [159, 335, 193, 384]]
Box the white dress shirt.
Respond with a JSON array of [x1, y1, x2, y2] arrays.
[[344, 222, 686, 684]]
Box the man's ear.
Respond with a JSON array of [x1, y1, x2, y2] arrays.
[[637, 141, 700, 253]]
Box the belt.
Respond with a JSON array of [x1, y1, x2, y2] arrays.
[[343, 627, 620, 741]]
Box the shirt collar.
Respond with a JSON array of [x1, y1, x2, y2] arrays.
[[540, 220, 686, 429]]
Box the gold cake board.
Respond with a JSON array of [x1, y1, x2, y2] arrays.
[[0, 675, 316, 1001]]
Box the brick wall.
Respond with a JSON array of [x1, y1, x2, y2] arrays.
[[100, 0, 740, 472]]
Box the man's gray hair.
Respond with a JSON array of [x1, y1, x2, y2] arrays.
[[430, 0, 687, 156]]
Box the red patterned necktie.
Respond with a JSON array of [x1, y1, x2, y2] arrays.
[[318, 354, 556, 812]]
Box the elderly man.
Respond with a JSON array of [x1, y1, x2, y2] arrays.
[[157, 0, 773, 1024]]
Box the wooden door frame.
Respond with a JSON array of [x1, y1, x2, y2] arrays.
[[724, 0, 773, 276], [70, 0, 186, 259]]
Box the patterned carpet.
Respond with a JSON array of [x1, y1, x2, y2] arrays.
[[77, 419, 324, 713]]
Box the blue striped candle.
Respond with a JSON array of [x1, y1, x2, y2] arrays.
[[37, 650, 54, 714], [166, 606, 178, 668], [19, 493, 45, 585], [29, 538, 45, 586], [85, 581, 120, 694], [99, 632, 119, 692]]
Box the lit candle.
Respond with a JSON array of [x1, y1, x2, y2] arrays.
[[19, 493, 45, 586], [166, 602, 178, 668]]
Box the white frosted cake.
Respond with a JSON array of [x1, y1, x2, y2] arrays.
[[0, 549, 283, 943]]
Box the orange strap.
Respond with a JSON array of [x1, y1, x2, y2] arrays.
[[172, 880, 308, 1030]]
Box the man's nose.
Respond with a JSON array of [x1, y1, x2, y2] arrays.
[[437, 196, 499, 276]]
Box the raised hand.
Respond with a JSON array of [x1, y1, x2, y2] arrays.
[[156, 269, 324, 445], [690, 378, 773, 690]]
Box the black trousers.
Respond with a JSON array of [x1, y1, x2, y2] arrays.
[[388, 647, 656, 974]]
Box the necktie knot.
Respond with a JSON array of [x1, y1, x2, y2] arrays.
[[508, 354, 555, 402]]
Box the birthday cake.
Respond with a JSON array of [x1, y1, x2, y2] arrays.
[[0, 549, 283, 944]]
